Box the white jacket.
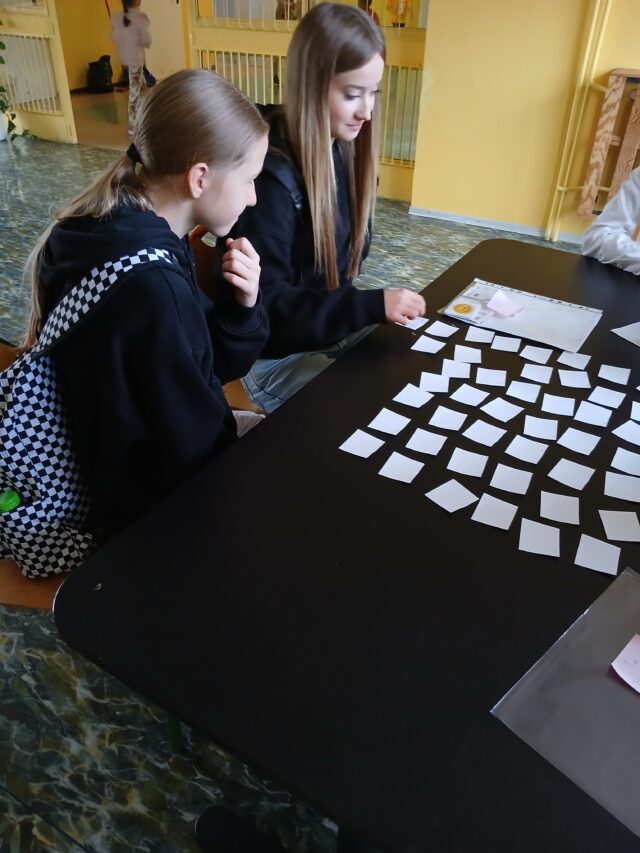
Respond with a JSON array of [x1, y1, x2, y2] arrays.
[[111, 10, 151, 69], [582, 166, 640, 276]]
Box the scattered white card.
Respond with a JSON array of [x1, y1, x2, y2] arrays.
[[368, 407, 411, 435], [541, 393, 575, 416], [520, 345, 553, 365], [339, 429, 385, 459], [599, 509, 640, 542], [476, 367, 507, 387], [462, 419, 507, 447], [425, 479, 478, 513], [441, 358, 471, 379], [379, 451, 424, 484], [480, 397, 523, 422], [397, 316, 428, 331], [487, 289, 523, 317], [548, 458, 595, 490], [523, 415, 558, 441], [574, 400, 612, 428], [506, 380, 541, 404], [604, 471, 640, 503], [492, 335, 521, 352], [557, 426, 600, 456], [588, 386, 626, 408], [575, 533, 619, 576], [631, 401, 640, 422], [558, 369, 591, 389], [447, 447, 488, 478], [449, 384, 490, 406], [406, 428, 447, 456], [505, 435, 549, 464], [611, 322, 640, 348], [540, 491, 580, 525], [429, 405, 468, 431], [465, 327, 495, 344], [613, 420, 640, 447], [412, 335, 446, 354], [490, 463, 532, 495], [519, 518, 560, 557], [393, 383, 433, 408], [557, 351, 590, 370], [598, 364, 631, 385], [453, 345, 483, 364], [611, 446, 640, 476], [419, 372, 450, 393], [428, 320, 459, 338], [471, 493, 518, 530], [521, 364, 553, 384], [611, 634, 640, 694]]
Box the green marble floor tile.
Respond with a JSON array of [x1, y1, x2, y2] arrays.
[[0, 786, 88, 852]]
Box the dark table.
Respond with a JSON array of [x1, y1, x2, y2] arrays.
[[54, 240, 640, 852]]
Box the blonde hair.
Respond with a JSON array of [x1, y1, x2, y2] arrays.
[[284, 2, 385, 291], [23, 69, 267, 348]]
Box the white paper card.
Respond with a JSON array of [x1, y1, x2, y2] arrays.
[[441, 358, 471, 379], [462, 419, 507, 447], [339, 429, 385, 459], [471, 493, 518, 530], [557, 426, 600, 456], [523, 415, 558, 441], [447, 447, 488, 478], [521, 364, 553, 384], [611, 446, 640, 476], [476, 368, 507, 387], [419, 372, 450, 393], [425, 479, 478, 513], [613, 420, 640, 447], [505, 435, 549, 464], [611, 634, 640, 694], [492, 335, 521, 352], [599, 510, 640, 542], [453, 345, 483, 364], [611, 322, 640, 348], [368, 407, 411, 435], [429, 405, 468, 431], [465, 327, 494, 344], [519, 518, 560, 557], [449, 384, 490, 406], [379, 451, 424, 484], [480, 397, 523, 422], [598, 364, 631, 385], [487, 289, 523, 317], [548, 458, 595, 490], [521, 345, 553, 364], [540, 491, 580, 525], [541, 393, 576, 416], [490, 463, 532, 495], [393, 383, 433, 408], [397, 316, 428, 330], [506, 380, 541, 403], [574, 400, 612, 428], [604, 471, 640, 502], [557, 351, 590, 370], [558, 370, 591, 389], [574, 534, 620, 576], [588, 386, 626, 409], [412, 335, 446, 354], [631, 401, 640, 422], [406, 428, 447, 456], [428, 320, 459, 338]]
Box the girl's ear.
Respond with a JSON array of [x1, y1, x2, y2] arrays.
[[186, 162, 209, 200]]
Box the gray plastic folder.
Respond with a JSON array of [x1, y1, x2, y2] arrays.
[[492, 567, 640, 839]]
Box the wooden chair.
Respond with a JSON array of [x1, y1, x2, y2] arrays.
[[0, 558, 65, 610]]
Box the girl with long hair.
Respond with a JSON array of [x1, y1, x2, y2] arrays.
[[24, 69, 269, 539], [111, 0, 152, 134], [222, 2, 425, 412]]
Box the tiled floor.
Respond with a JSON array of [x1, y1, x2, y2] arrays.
[[0, 134, 580, 852]]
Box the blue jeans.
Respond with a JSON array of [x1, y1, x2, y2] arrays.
[[242, 326, 376, 413]]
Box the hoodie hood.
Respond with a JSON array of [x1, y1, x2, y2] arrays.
[[40, 205, 191, 321]]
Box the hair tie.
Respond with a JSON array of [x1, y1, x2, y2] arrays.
[[126, 143, 142, 165]]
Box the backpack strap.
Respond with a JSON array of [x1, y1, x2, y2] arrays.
[[34, 247, 176, 355]]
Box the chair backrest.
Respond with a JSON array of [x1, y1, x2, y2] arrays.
[[0, 342, 19, 372]]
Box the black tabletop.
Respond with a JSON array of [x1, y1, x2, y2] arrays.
[[54, 240, 640, 853]]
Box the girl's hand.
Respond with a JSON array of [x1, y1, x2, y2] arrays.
[[221, 237, 261, 308], [383, 289, 426, 324]]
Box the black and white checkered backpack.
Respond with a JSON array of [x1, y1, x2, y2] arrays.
[[0, 247, 176, 578]]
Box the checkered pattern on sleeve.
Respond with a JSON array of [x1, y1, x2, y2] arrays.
[[0, 248, 176, 578]]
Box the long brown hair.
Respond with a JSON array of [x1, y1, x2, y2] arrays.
[[23, 69, 267, 348], [284, 2, 385, 290]]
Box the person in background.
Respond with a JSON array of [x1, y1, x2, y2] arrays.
[[582, 165, 640, 275], [218, 2, 425, 413], [111, 0, 152, 135], [23, 70, 268, 540], [358, 0, 381, 26]]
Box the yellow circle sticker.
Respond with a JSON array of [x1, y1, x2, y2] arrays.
[[452, 303, 473, 314]]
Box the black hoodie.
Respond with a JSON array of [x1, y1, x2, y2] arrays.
[[40, 205, 268, 535]]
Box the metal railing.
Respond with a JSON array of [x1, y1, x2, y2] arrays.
[[0, 32, 60, 114]]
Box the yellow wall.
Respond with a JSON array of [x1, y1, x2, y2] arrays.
[[57, 0, 114, 91], [410, 0, 640, 238]]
